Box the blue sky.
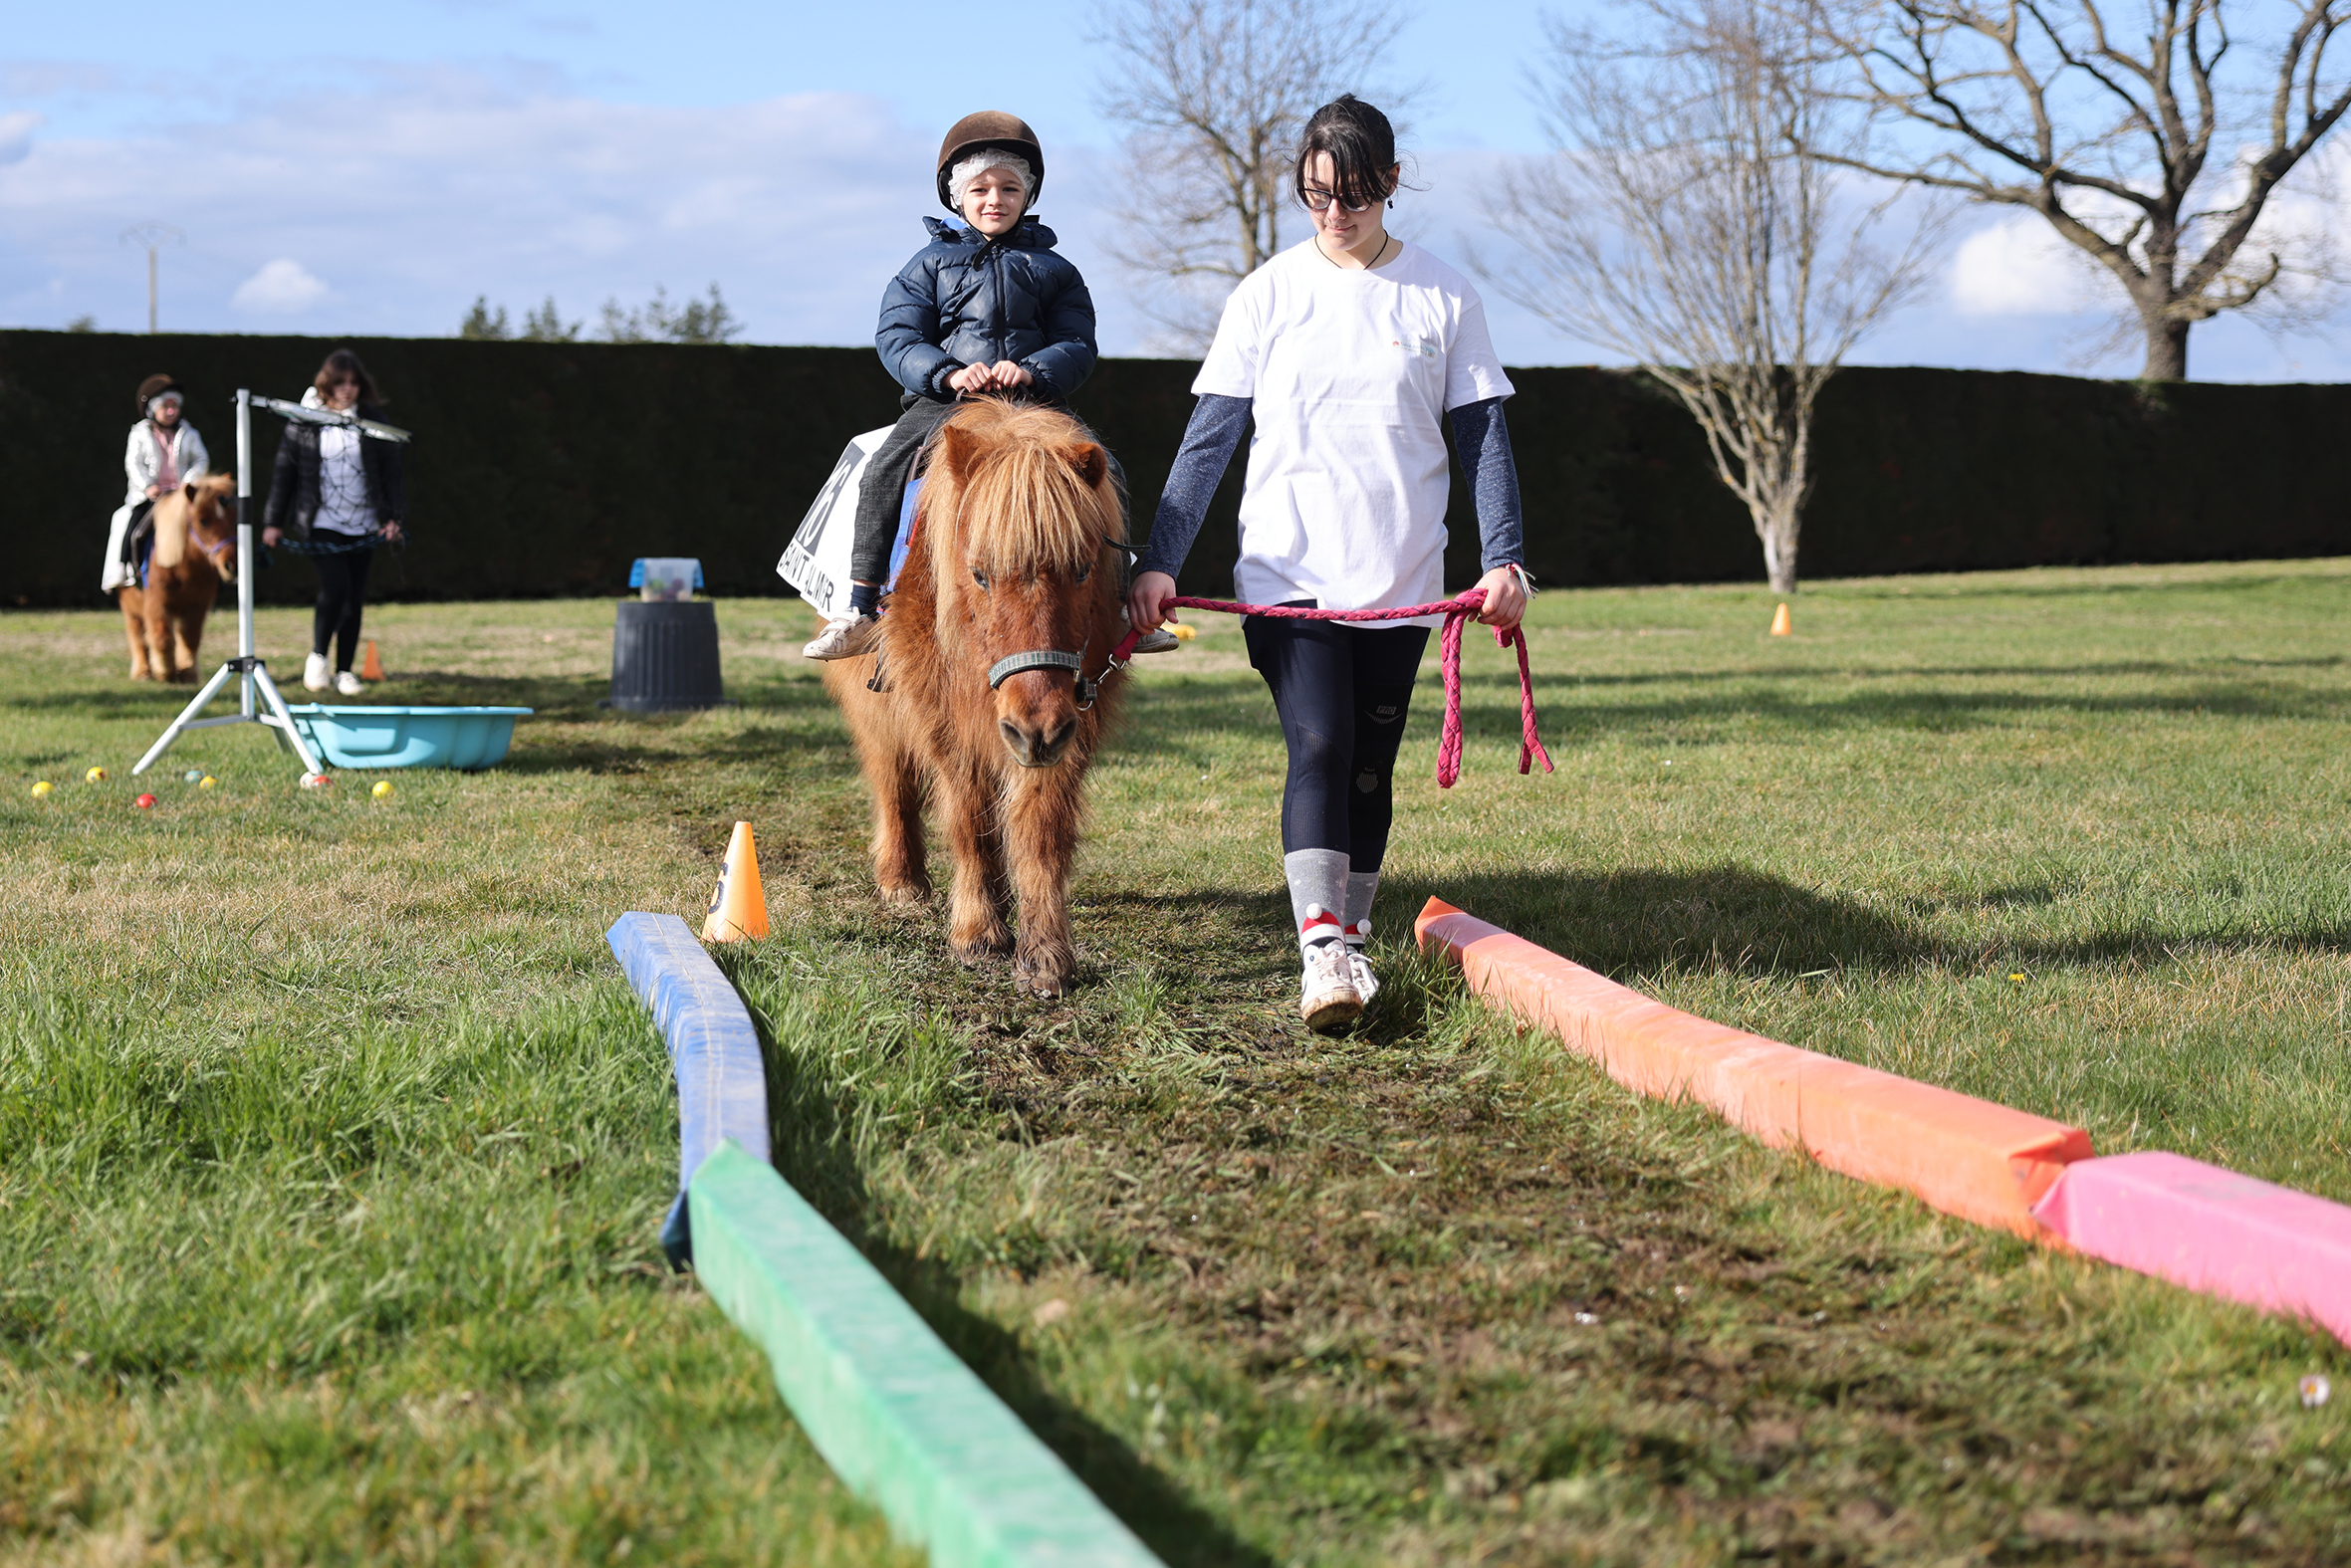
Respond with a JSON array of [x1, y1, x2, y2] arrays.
[[2, 0, 2343, 379]]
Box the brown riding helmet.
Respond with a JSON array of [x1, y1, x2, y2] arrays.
[[936, 112, 1046, 212], [136, 372, 184, 414]]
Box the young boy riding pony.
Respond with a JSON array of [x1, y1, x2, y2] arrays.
[[804, 111, 1174, 660]]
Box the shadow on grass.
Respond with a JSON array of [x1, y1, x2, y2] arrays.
[[1368, 863, 2351, 981], [1114, 668, 2351, 761], [1444, 672, 2351, 734], [6, 684, 233, 715], [734, 999, 1276, 1568], [1824, 568, 2351, 601]]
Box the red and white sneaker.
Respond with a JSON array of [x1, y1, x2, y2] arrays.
[[1299, 939, 1362, 1032], [1343, 918, 1378, 1005], [1296, 904, 1362, 1029]]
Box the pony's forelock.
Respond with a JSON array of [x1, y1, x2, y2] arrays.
[[926, 401, 1121, 577]]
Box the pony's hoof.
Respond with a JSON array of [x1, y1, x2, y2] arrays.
[[1015, 951, 1074, 998], [952, 921, 1014, 965], [877, 881, 932, 908]]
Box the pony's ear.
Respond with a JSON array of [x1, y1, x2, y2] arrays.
[[1067, 442, 1109, 491], [932, 422, 981, 492]]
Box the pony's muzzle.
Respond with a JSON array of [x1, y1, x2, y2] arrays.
[[999, 714, 1075, 768]]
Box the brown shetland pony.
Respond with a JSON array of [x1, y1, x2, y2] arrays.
[[822, 400, 1128, 997], [118, 473, 239, 682]]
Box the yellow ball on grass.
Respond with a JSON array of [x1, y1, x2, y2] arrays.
[[371, 781, 394, 799], [86, 766, 107, 784], [31, 781, 54, 797]]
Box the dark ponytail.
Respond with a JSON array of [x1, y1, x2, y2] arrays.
[[1293, 95, 1400, 207]]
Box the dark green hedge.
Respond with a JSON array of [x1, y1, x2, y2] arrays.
[[5, 329, 2344, 608]]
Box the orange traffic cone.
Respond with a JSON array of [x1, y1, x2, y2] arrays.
[[1768, 602, 1791, 637], [701, 821, 770, 942], [360, 639, 385, 680]]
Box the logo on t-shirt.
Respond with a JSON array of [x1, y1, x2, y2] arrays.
[[1390, 336, 1439, 358]]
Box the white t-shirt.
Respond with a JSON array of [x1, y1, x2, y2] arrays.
[[1194, 238, 1514, 625]]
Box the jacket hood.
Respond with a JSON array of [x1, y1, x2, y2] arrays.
[[923, 214, 1059, 249]]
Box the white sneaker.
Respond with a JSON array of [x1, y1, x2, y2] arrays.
[[1344, 919, 1379, 1005], [334, 670, 364, 697], [1299, 942, 1363, 1032], [803, 614, 881, 661], [303, 652, 330, 692], [1118, 610, 1180, 655]]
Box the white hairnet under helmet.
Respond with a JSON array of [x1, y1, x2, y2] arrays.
[[947, 149, 1035, 212]]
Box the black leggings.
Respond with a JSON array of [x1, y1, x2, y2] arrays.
[[1244, 610, 1430, 870], [312, 549, 374, 670], [850, 397, 961, 583]]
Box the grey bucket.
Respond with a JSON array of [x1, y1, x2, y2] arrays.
[[609, 599, 726, 712]]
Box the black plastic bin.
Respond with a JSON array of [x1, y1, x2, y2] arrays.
[[609, 599, 726, 712]]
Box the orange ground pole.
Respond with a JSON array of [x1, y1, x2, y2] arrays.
[[1416, 898, 2093, 1237]]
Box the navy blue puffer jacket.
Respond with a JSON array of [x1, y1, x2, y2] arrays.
[[876, 216, 1098, 401]]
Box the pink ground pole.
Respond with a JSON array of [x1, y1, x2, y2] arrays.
[[2032, 1151, 2351, 1345]]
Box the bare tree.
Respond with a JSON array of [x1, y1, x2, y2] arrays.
[[1094, 0, 1409, 350], [1811, 0, 2351, 380], [1486, 0, 1942, 592]]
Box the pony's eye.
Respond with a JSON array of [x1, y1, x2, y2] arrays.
[[1073, 561, 1091, 584], [972, 568, 990, 590]]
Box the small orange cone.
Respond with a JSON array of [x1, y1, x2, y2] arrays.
[[701, 821, 770, 942], [360, 639, 385, 680], [1768, 602, 1792, 637]]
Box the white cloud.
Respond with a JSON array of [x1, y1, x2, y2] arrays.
[[0, 77, 940, 344], [1949, 213, 2091, 317], [231, 258, 330, 314], [0, 69, 2345, 378], [0, 111, 40, 166]]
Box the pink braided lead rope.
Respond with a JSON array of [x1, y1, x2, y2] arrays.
[[1108, 588, 1554, 789]]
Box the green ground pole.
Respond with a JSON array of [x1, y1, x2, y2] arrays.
[[687, 1141, 1166, 1568]]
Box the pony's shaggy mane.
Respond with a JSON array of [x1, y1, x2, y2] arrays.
[[924, 400, 1121, 577]]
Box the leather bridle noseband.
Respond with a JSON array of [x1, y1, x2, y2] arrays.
[[978, 532, 1137, 712], [988, 643, 1110, 711]]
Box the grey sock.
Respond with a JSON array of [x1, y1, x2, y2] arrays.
[[1284, 848, 1350, 953], [1343, 870, 1379, 947]]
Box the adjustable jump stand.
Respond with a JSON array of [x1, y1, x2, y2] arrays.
[[131, 388, 410, 783]]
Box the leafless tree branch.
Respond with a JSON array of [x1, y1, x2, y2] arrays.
[[1093, 0, 1410, 351], [1483, 0, 1943, 592], [1809, 0, 2351, 377]]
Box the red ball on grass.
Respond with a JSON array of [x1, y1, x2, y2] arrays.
[[134, 793, 157, 809]]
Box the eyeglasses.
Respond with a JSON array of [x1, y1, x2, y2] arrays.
[[1300, 187, 1380, 213]]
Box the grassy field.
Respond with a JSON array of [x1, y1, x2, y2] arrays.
[[4, 560, 2349, 1565]]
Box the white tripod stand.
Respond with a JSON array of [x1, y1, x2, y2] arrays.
[[131, 388, 411, 782]]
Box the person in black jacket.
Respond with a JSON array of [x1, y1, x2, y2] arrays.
[[803, 111, 1106, 660], [261, 347, 406, 695]]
